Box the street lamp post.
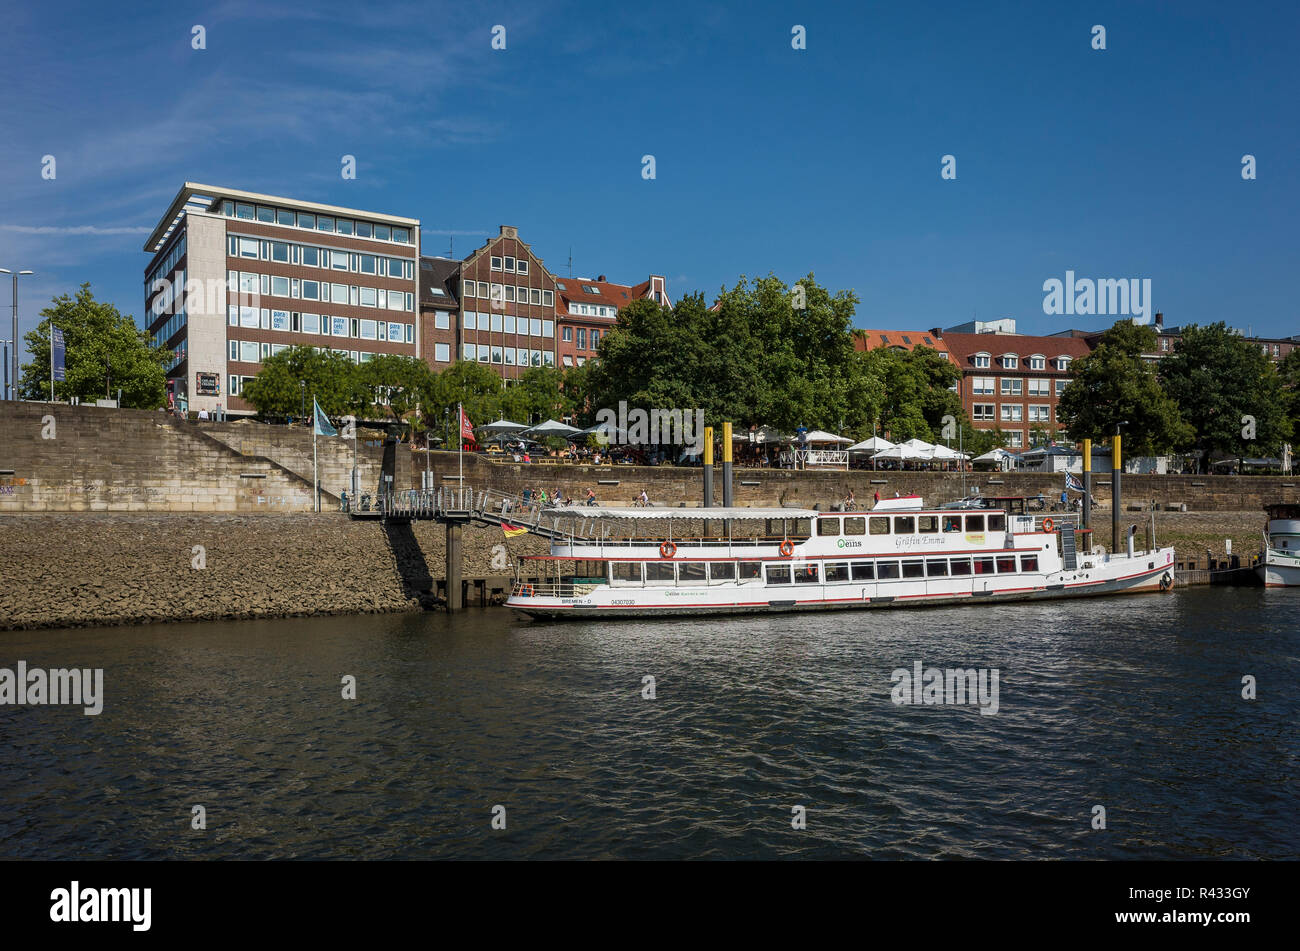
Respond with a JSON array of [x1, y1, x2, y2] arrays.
[[0, 339, 10, 402], [0, 269, 35, 400]]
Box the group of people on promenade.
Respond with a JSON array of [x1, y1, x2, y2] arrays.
[[519, 486, 600, 508]]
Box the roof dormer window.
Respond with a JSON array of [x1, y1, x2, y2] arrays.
[[1055, 356, 1072, 371], [973, 352, 991, 369], [1001, 354, 1019, 369], [1028, 354, 1045, 370]]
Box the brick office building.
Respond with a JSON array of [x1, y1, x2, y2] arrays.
[[455, 226, 559, 380], [419, 256, 462, 369], [555, 274, 670, 368], [144, 183, 421, 415], [939, 329, 1093, 450]]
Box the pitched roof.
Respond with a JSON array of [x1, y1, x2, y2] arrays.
[[940, 331, 1093, 368], [853, 329, 953, 359], [420, 256, 461, 307]]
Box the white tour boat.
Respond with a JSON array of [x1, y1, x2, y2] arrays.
[[506, 495, 1177, 619], [1256, 503, 1300, 587]]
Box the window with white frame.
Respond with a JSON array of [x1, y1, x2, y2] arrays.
[[435, 311, 450, 330], [972, 376, 995, 395], [1007, 431, 1024, 448], [973, 353, 990, 368], [1055, 356, 1071, 371], [1028, 405, 1052, 422], [1001, 354, 1018, 369], [1028, 378, 1051, 396], [435, 342, 450, 362], [1028, 355, 1045, 370], [1000, 404, 1023, 422], [490, 256, 502, 270], [1000, 378, 1022, 396], [973, 403, 995, 420]]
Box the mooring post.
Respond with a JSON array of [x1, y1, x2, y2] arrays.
[[1111, 431, 1122, 554], [1081, 438, 1092, 532], [446, 520, 463, 611], [722, 421, 734, 507], [702, 425, 714, 509]]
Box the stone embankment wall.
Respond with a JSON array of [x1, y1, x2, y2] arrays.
[[0, 513, 548, 631], [425, 451, 1300, 514]]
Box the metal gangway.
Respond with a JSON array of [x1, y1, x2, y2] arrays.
[[363, 485, 604, 542]]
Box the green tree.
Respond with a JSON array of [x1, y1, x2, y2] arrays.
[[359, 354, 435, 437], [1278, 348, 1300, 448], [428, 361, 505, 437], [1057, 320, 1190, 456], [239, 346, 364, 419], [20, 283, 168, 408], [501, 365, 571, 424], [1159, 322, 1290, 471]]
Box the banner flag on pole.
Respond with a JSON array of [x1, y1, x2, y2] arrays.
[[313, 398, 338, 437], [1065, 472, 1085, 494], [501, 523, 529, 538], [460, 406, 474, 442], [51, 327, 66, 382]]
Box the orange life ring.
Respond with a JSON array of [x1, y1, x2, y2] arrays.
[[1041, 517, 1054, 533], [660, 541, 677, 559], [779, 539, 795, 557]]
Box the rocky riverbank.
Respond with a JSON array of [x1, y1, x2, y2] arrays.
[[0, 513, 547, 631]]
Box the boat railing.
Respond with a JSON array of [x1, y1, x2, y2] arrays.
[[511, 580, 601, 598]]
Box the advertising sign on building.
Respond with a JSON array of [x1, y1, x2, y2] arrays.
[[196, 372, 220, 396]]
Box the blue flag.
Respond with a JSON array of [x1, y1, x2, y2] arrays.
[[51, 327, 65, 382], [1065, 472, 1085, 493], [312, 397, 337, 437]]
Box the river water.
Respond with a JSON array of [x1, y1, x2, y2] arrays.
[[2, 587, 1296, 860]]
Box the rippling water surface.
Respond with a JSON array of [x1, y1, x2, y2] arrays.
[[2, 588, 1297, 859]]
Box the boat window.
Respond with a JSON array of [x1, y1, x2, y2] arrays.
[[766, 565, 792, 584], [1020, 555, 1038, 572], [793, 564, 820, 584], [926, 559, 948, 577], [851, 562, 874, 580], [894, 516, 915, 535], [678, 562, 707, 583], [709, 562, 736, 581], [869, 517, 890, 535], [877, 561, 901, 579], [792, 518, 812, 537], [950, 558, 972, 576], [942, 515, 962, 533], [645, 562, 675, 584], [825, 563, 850, 583], [817, 518, 840, 536], [973, 557, 995, 575], [843, 517, 865, 535], [918, 516, 938, 533], [612, 562, 642, 583], [738, 561, 762, 580], [902, 559, 924, 579], [965, 515, 985, 532], [988, 513, 1006, 531], [996, 556, 1017, 573]]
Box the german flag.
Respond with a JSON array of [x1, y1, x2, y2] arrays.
[[501, 523, 529, 538]]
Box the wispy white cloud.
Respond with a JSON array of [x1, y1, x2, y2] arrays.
[[0, 224, 151, 235]]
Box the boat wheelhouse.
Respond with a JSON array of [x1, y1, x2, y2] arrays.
[[506, 496, 1176, 619], [1256, 503, 1300, 587]]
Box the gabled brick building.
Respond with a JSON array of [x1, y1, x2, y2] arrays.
[[555, 274, 670, 368]]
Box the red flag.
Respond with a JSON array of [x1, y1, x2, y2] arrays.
[[460, 406, 474, 441]]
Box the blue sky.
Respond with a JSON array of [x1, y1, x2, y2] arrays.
[[1, 0, 1297, 367]]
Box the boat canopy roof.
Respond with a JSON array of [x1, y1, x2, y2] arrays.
[[545, 506, 820, 520]]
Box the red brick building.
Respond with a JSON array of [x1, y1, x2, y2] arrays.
[[555, 274, 669, 368], [852, 328, 955, 363], [939, 330, 1093, 450]]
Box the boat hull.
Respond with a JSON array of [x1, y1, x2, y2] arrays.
[[1255, 558, 1300, 587], [508, 558, 1174, 620]]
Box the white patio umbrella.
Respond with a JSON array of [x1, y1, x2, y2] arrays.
[[847, 436, 895, 452], [477, 418, 529, 434], [900, 438, 936, 453], [801, 430, 852, 444], [930, 444, 962, 460], [520, 418, 582, 438], [872, 445, 923, 461]]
